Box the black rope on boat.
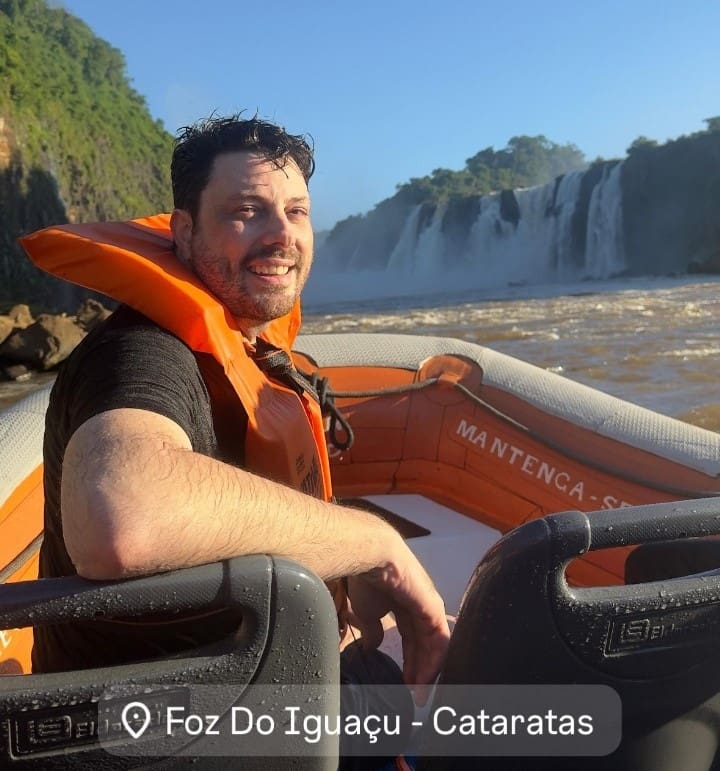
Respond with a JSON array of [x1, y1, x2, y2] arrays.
[[329, 379, 440, 399], [288, 369, 441, 451], [304, 371, 354, 451], [310, 370, 720, 499], [451, 381, 720, 501], [262, 347, 719, 499], [300, 376, 442, 451]]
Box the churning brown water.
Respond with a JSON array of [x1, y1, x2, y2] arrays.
[[2, 276, 720, 431], [301, 275, 720, 432]]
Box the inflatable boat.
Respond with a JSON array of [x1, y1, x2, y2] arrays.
[[3, 332, 720, 768]]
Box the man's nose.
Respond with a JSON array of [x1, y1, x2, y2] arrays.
[[260, 209, 295, 248]]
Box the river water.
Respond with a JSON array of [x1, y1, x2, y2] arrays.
[[3, 275, 720, 431]]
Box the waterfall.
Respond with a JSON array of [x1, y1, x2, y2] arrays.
[[465, 185, 558, 286], [311, 159, 632, 302], [584, 163, 626, 278], [553, 171, 584, 278], [414, 202, 447, 274], [387, 205, 423, 272]]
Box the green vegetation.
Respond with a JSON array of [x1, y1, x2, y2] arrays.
[[0, 0, 173, 307], [394, 135, 587, 206]]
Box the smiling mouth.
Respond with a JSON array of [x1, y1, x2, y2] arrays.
[[248, 265, 293, 276]]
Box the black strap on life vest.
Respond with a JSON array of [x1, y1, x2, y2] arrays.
[[253, 340, 355, 451]]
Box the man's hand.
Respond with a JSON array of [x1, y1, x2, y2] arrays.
[[343, 542, 450, 705]]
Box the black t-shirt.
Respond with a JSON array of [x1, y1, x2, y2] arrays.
[[33, 305, 247, 673]]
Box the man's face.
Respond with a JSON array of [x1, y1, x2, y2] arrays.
[[172, 151, 313, 337]]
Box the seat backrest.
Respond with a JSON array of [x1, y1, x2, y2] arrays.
[[418, 497, 720, 771], [0, 555, 340, 769]]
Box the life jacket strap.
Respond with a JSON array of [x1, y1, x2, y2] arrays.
[[253, 341, 355, 452]]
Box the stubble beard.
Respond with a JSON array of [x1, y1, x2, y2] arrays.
[[189, 237, 310, 324]]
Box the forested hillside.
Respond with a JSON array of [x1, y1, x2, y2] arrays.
[[396, 135, 587, 205], [0, 0, 173, 308]]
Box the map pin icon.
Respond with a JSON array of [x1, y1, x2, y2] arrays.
[[121, 701, 152, 739]]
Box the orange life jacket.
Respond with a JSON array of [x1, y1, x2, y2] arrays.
[[19, 213, 333, 502]]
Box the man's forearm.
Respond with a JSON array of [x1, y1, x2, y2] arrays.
[[61, 409, 403, 581]]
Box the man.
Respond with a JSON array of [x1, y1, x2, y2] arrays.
[[32, 115, 449, 706]]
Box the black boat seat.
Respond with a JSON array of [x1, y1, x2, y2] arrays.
[[418, 497, 720, 771], [0, 555, 340, 769]]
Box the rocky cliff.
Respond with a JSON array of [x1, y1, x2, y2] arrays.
[[622, 132, 720, 275]]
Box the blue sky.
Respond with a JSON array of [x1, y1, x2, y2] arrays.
[[62, 0, 719, 231]]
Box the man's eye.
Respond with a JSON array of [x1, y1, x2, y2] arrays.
[[289, 207, 309, 217]]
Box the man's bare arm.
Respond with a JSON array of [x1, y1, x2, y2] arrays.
[[61, 407, 450, 694], [63, 407, 402, 581]]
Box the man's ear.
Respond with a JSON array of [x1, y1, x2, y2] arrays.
[[170, 209, 193, 262]]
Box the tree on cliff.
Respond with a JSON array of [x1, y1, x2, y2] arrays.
[[395, 135, 586, 205], [627, 136, 659, 155]]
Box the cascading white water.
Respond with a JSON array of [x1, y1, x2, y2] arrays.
[[553, 171, 584, 279], [308, 160, 631, 302], [584, 163, 626, 278], [414, 201, 447, 275], [386, 204, 423, 272], [386, 203, 448, 275], [465, 187, 552, 285]]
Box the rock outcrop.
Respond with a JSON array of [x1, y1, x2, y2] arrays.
[[0, 300, 111, 379]]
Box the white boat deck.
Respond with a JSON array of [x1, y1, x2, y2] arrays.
[[364, 494, 501, 664]]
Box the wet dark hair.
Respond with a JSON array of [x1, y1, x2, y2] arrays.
[[171, 114, 315, 219]]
